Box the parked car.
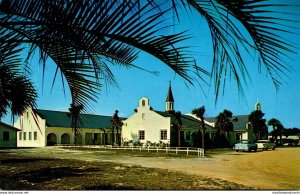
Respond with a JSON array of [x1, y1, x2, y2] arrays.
[[233, 140, 257, 152], [256, 140, 276, 150]]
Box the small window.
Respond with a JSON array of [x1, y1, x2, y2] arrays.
[[186, 131, 191, 141], [138, 130, 145, 140], [34, 132, 37, 140], [142, 100, 145, 106], [3, 131, 9, 141], [142, 113, 145, 120], [236, 133, 242, 141], [19, 132, 22, 140], [29, 132, 32, 140], [94, 133, 98, 140], [160, 130, 167, 140], [23, 132, 27, 140]]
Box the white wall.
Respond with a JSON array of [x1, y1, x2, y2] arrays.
[[122, 97, 171, 145], [14, 108, 47, 147]]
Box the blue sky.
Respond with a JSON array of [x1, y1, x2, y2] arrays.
[[3, 1, 300, 129]]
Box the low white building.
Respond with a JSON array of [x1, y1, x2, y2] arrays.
[[14, 108, 117, 147]]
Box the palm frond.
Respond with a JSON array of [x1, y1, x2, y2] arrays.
[[0, 0, 207, 112], [0, 35, 37, 117], [174, 0, 298, 101]]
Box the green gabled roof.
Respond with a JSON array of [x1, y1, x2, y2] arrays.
[[205, 115, 249, 131], [0, 122, 21, 131], [154, 111, 214, 130], [34, 109, 124, 129]]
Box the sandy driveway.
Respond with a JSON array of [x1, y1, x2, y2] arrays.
[[7, 147, 300, 190]]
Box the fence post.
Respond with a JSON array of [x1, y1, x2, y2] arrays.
[[187, 147, 189, 155], [176, 147, 178, 155], [166, 147, 168, 153], [140, 146, 142, 152], [157, 147, 158, 153], [131, 145, 133, 151], [148, 146, 150, 152]]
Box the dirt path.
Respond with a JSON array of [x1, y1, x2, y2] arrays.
[[7, 147, 300, 190]]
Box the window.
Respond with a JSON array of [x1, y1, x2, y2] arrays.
[[94, 133, 98, 140], [142, 113, 145, 120], [142, 100, 145, 106], [23, 132, 26, 140], [186, 131, 191, 141], [160, 130, 167, 140], [19, 132, 22, 140], [34, 132, 37, 140], [3, 132, 9, 141], [29, 132, 32, 140], [138, 130, 145, 140]]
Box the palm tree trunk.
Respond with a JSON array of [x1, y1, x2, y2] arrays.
[[112, 127, 115, 146], [279, 135, 282, 145], [116, 127, 119, 146], [178, 125, 181, 147], [202, 129, 205, 149], [201, 120, 206, 153]]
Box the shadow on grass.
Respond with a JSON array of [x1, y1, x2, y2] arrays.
[[14, 167, 102, 183], [84, 185, 135, 190], [0, 158, 56, 164]]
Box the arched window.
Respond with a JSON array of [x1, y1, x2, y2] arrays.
[[142, 100, 145, 106]]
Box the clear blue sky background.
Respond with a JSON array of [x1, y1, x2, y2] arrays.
[[3, 1, 300, 129]]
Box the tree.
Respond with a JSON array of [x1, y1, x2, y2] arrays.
[[0, 38, 37, 120], [111, 110, 122, 146], [173, 111, 183, 147], [0, 0, 297, 116], [68, 103, 84, 144], [268, 118, 284, 145], [248, 110, 268, 141], [215, 109, 234, 144], [192, 106, 206, 150], [284, 128, 300, 137]]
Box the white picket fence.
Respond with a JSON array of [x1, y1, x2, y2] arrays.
[[55, 144, 205, 157]]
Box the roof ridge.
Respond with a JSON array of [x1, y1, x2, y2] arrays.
[[35, 109, 114, 118]]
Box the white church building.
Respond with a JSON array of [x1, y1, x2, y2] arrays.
[[122, 83, 256, 147], [121, 84, 215, 147]]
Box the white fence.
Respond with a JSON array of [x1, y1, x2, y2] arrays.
[[55, 144, 205, 157]]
